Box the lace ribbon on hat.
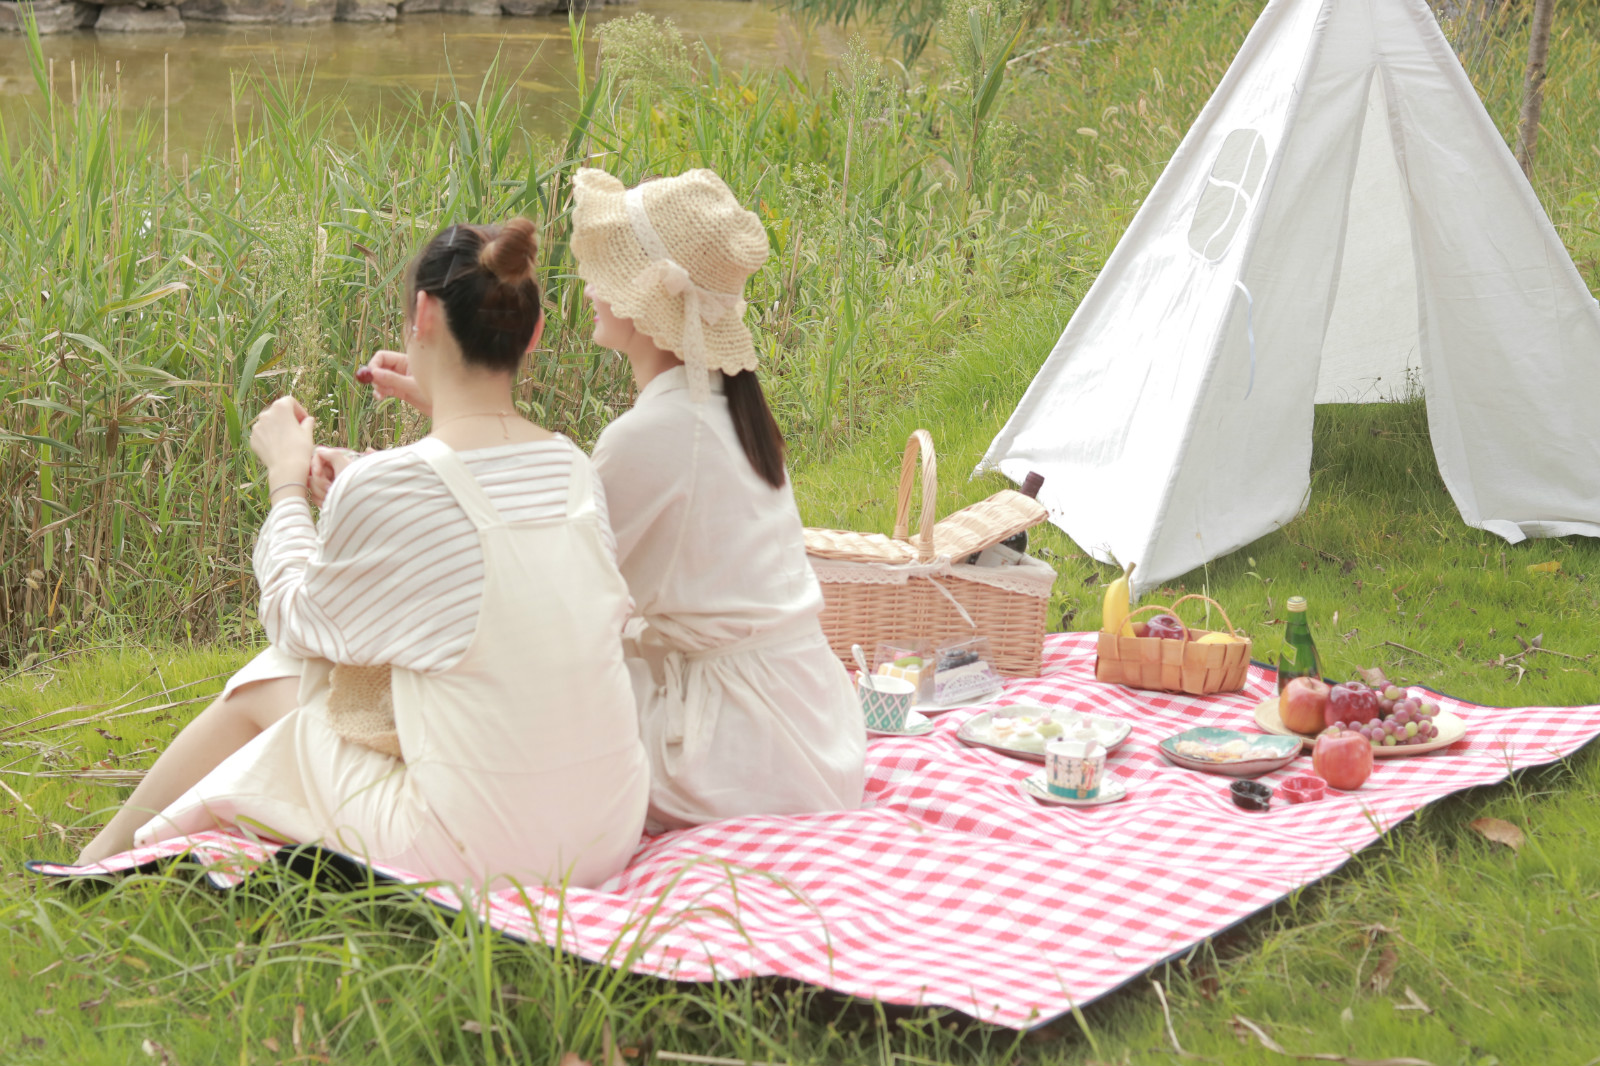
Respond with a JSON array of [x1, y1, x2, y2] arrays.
[[625, 187, 746, 403]]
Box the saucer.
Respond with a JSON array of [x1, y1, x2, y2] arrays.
[[1019, 771, 1128, 807], [867, 710, 935, 738]]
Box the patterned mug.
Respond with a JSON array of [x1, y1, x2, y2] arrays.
[[858, 674, 916, 733], [1045, 737, 1106, 799]]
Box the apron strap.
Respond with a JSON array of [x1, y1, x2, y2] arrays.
[[559, 437, 597, 520], [413, 437, 502, 532]]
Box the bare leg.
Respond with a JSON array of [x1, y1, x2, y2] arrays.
[[74, 677, 299, 866]]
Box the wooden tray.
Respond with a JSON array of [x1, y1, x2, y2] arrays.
[[1252, 698, 1467, 756]]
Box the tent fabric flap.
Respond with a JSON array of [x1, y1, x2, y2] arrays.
[[981, 0, 1600, 595]]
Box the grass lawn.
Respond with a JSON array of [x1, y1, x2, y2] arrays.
[[4, 0, 1600, 1062], [5, 315, 1599, 1064]]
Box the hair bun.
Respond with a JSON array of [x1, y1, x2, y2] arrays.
[[478, 217, 538, 286]]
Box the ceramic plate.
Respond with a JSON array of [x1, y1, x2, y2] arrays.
[[1252, 697, 1468, 756], [956, 707, 1132, 764], [866, 710, 936, 738], [1019, 771, 1129, 807], [1157, 727, 1302, 778]]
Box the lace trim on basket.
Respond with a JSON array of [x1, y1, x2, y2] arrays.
[[808, 553, 1056, 598]]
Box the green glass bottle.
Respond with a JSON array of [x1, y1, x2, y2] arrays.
[[1276, 596, 1322, 693]]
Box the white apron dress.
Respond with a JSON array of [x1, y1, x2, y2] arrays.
[[135, 439, 649, 889], [593, 367, 866, 828]]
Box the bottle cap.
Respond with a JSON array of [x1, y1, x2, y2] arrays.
[[1020, 472, 1044, 498], [1287, 596, 1307, 612]]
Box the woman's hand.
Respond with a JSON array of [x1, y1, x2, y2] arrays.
[[307, 446, 361, 507], [250, 396, 317, 496], [365, 350, 431, 416]]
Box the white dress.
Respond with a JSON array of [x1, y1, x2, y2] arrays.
[[135, 438, 650, 889], [592, 367, 866, 828]]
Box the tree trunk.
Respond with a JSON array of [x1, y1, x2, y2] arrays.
[[1514, 0, 1557, 179]]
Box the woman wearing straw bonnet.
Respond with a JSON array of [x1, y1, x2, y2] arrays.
[[74, 220, 649, 888], [567, 167, 866, 828]]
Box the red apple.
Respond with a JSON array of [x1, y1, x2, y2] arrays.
[[1312, 728, 1375, 791], [1327, 682, 1380, 726], [1280, 676, 1331, 735], [1145, 614, 1187, 640]]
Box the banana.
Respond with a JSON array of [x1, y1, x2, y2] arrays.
[[1101, 560, 1135, 635]]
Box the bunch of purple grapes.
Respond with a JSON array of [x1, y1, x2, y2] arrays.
[[1329, 686, 1443, 748]]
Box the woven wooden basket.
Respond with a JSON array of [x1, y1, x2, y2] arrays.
[[1094, 594, 1251, 696], [806, 430, 1055, 678]]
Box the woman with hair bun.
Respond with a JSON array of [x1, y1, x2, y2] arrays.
[[75, 220, 649, 890]]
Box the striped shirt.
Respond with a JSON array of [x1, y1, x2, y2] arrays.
[[253, 438, 616, 675]]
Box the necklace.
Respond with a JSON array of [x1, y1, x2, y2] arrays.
[[432, 410, 518, 440]]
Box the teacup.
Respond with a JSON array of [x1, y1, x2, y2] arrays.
[[858, 674, 916, 733], [1045, 737, 1106, 799]]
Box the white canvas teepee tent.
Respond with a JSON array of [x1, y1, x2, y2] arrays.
[[979, 0, 1600, 595]]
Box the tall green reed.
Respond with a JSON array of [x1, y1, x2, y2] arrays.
[[0, 18, 618, 665], [2, 0, 1593, 667], [0, 8, 1086, 665]]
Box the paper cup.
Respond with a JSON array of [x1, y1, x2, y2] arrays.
[[858, 675, 916, 732], [1045, 737, 1105, 799]]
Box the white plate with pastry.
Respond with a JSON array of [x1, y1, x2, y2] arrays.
[[956, 705, 1132, 763]]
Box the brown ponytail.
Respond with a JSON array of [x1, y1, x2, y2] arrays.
[[724, 369, 787, 489], [406, 218, 542, 372]]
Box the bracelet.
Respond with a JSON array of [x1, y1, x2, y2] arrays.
[[269, 482, 307, 501]]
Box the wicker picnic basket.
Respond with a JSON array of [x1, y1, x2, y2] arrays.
[[804, 430, 1056, 677], [1094, 594, 1251, 696]]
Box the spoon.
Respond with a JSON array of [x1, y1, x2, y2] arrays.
[[851, 644, 873, 689]]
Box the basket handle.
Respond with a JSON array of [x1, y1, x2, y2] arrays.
[[1122, 603, 1190, 639], [891, 430, 938, 563], [1168, 593, 1241, 637]]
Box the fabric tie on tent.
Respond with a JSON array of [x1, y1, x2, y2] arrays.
[[30, 632, 1600, 1030]]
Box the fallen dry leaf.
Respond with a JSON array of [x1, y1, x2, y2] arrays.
[[1366, 946, 1398, 995], [1469, 817, 1525, 852], [1393, 987, 1432, 1015], [1355, 665, 1392, 690], [553, 1022, 628, 1066], [601, 1021, 626, 1066], [141, 1039, 175, 1066], [1526, 560, 1561, 574], [261, 1037, 281, 1053], [1231, 1014, 1435, 1065]]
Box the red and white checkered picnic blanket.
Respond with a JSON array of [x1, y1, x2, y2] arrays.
[[31, 632, 1600, 1028]]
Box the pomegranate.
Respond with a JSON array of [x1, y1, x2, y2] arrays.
[[1145, 614, 1187, 640], [1327, 682, 1381, 726]]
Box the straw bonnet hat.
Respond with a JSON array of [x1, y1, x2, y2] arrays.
[[570, 167, 769, 402]]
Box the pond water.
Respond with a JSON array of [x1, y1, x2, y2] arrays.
[[0, 2, 853, 147]]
